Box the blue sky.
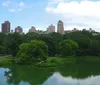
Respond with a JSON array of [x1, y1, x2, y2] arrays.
[[1, 0, 100, 33]]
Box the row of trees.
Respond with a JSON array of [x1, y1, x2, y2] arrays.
[[0, 30, 100, 61]]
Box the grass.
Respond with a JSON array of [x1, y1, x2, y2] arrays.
[[36, 56, 100, 67], [0, 57, 15, 67], [36, 57, 76, 67], [1, 56, 100, 67], [47, 57, 76, 63]]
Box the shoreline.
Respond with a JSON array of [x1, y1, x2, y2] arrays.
[[0, 56, 100, 67]]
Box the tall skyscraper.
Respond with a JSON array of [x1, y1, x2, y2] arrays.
[[15, 26, 23, 33], [1, 21, 10, 33], [57, 20, 64, 34], [47, 24, 55, 33]]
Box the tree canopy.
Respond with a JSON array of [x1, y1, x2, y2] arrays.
[[17, 40, 48, 63], [0, 31, 100, 59]]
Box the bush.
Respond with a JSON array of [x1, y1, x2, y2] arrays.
[[17, 40, 48, 63]]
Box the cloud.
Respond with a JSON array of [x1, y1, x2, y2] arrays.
[[2, 1, 26, 12], [45, 0, 100, 31], [8, 8, 24, 12], [19, 2, 25, 7], [8, 9, 16, 12], [2, 1, 12, 6]]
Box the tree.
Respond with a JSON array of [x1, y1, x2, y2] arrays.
[[65, 40, 79, 54], [0, 45, 5, 54], [17, 40, 48, 63], [3, 33, 23, 57], [64, 32, 91, 56], [59, 40, 72, 56], [48, 32, 63, 43], [59, 40, 79, 56], [39, 34, 57, 56], [25, 32, 39, 41], [89, 40, 100, 56], [0, 33, 6, 45]]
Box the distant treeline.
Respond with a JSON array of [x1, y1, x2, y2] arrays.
[[0, 30, 100, 59]]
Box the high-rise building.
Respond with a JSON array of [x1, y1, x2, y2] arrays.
[[47, 24, 55, 33], [57, 20, 64, 34], [15, 26, 23, 33], [29, 26, 36, 32], [1, 21, 10, 33]]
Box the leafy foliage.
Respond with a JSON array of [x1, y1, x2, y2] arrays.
[[0, 31, 100, 60], [3, 33, 23, 57], [59, 40, 72, 56], [17, 40, 48, 63]]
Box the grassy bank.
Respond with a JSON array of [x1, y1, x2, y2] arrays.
[[0, 57, 14, 67], [35, 56, 100, 67], [0, 56, 100, 67], [36, 57, 76, 67]]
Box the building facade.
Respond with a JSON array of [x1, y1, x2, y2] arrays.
[[57, 20, 64, 34], [47, 24, 55, 33], [29, 26, 36, 32], [1, 21, 10, 33], [15, 26, 23, 33]]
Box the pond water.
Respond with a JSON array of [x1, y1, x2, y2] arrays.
[[0, 63, 100, 85]]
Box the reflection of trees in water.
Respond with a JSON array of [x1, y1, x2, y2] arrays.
[[56, 63, 100, 79], [4, 67, 20, 85], [4, 63, 100, 85], [4, 65, 54, 85]]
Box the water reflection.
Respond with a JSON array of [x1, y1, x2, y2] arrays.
[[1, 62, 100, 85], [0, 68, 8, 85], [4, 65, 53, 85], [43, 72, 100, 85]]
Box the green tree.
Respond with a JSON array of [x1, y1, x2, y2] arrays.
[[64, 31, 91, 56], [25, 32, 39, 41], [48, 32, 63, 55], [0, 33, 6, 45], [3, 33, 23, 57], [59, 40, 72, 56], [48, 32, 63, 43], [65, 40, 79, 54], [17, 40, 48, 63], [0, 45, 5, 54], [39, 34, 57, 56], [89, 40, 100, 56]]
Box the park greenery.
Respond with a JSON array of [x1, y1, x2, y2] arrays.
[[0, 30, 100, 66]]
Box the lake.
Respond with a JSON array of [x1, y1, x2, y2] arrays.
[[0, 62, 100, 85]]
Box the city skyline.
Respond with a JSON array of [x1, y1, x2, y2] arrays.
[[1, 20, 64, 34], [1, 0, 100, 33], [0, 20, 96, 34]]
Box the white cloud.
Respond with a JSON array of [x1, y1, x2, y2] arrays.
[[8, 9, 16, 12], [2, 1, 26, 12], [2, 1, 12, 6], [19, 2, 25, 7], [45, 0, 100, 31], [8, 8, 24, 12]]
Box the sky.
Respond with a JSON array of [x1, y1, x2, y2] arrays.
[[1, 0, 100, 33]]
